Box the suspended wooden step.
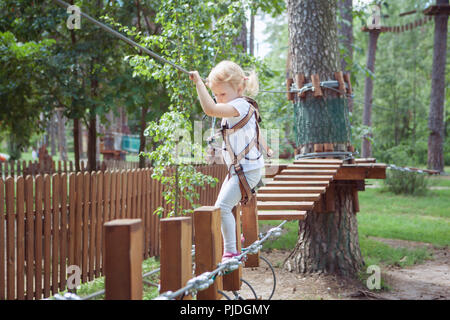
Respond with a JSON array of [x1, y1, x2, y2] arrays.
[[264, 180, 329, 187], [257, 201, 314, 211], [293, 159, 343, 165], [354, 158, 376, 164], [257, 186, 326, 194], [257, 193, 321, 202], [279, 169, 338, 176], [274, 175, 334, 181], [258, 210, 307, 221], [286, 164, 341, 170]]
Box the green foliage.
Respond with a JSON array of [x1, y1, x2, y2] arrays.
[[0, 30, 55, 159], [143, 111, 218, 217], [379, 144, 429, 195]]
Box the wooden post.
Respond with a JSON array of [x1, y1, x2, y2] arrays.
[[104, 219, 143, 300], [193, 206, 223, 300], [159, 217, 192, 300], [241, 197, 259, 267], [222, 205, 242, 291]]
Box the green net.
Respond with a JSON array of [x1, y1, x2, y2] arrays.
[[293, 96, 352, 146]]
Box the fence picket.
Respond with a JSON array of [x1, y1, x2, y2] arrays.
[[34, 175, 43, 299], [0, 178, 4, 300], [16, 177, 25, 299]]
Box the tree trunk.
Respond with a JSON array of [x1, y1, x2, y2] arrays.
[[56, 108, 68, 161], [427, 0, 448, 173], [286, 183, 363, 276], [362, 29, 381, 158], [286, 0, 363, 277], [249, 9, 255, 56], [337, 0, 354, 113], [73, 118, 81, 171]]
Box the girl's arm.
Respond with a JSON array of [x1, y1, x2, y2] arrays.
[[189, 71, 239, 118]]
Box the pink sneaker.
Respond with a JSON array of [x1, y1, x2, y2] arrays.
[[222, 251, 240, 262]]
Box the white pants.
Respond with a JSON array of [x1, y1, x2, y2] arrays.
[[214, 168, 262, 254]]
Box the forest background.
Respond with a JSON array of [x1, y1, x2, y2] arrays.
[[0, 0, 448, 171]]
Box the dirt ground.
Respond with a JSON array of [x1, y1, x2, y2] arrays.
[[228, 238, 449, 300]]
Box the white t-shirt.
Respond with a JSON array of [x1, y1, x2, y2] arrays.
[[221, 97, 265, 173]]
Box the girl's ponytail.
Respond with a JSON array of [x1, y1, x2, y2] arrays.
[[243, 70, 259, 97]]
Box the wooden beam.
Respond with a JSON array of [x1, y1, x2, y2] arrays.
[[222, 205, 242, 291], [257, 201, 314, 211], [241, 197, 259, 268], [286, 164, 341, 170], [264, 180, 329, 187], [257, 193, 321, 202], [258, 211, 307, 221], [280, 169, 337, 176], [104, 219, 143, 300], [258, 186, 327, 194], [193, 206, 223, 300], [294, 159, 343, 165], [334, 164, 387, 180], [160, 217, 192, 300], [311, 74, 323, 97], [274, 175, 334, 181]]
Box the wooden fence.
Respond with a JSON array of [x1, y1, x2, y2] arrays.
[[0, 160, 154, 179], [0, 164, 227, 300]]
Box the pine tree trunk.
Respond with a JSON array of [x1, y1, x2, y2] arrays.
[[286, 184, 363, 276], [286, 0, 363, 277], [427, 0, 448, 173], [362, 29, 380, 158]]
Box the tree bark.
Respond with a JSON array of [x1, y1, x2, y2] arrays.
[[427, 0, 448, 173], [56, 108, 68, 161], [286, 183, 363, 276], [286, 0, 363, 277], [362, 29, 381, 158], [337, 0, 354, 113]]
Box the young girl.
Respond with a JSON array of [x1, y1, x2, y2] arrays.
[[189, 61, 264, 261]]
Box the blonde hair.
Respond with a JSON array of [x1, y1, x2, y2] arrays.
[[207, 60, 259, 97]]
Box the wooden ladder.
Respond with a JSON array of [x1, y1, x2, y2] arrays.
[[257, 159, 344, 221]]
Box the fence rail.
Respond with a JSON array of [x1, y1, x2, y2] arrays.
[[0, 159, 157, 179], [0, 164, 227, 300]]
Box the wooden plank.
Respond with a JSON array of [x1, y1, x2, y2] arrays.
[[104, 219, 143, 300], [74, 173, 83, 275], [286, 164, 341, 170], [82, 172, 90, 283], [257, 186, 326, 194], [311, 74, 323, 97], [127, 170, 133, 218], [334, 165, 387, 180], [264, 180, 329, 187], [34, 175, 43, 299], [51, 174, 60, 294], [354, 158, 376, 164], [274, 175, 334, 181], [88, 172, 96, 281], [121, 171, 128, 218], [241, 197, 259, 268], [279, 169, 337, 175], [258, 211, 307, 221], [223, 205, 242, 291], [313, 144, 324, 153], [0, 178, 5, 300], [5, 177, 15, 299], [96, 171, 103, 277], [16, 177, 25, 299], [159, 217, 192, 300], [293, 159, 343, 165], [68, 174, 76, 271], [264, 164, 288, 178], [257, 201, 314, 211], [59, 173, 67, 291], [257, 193, 321, 202], [43, 174, 51, 298], [193, 206, 223, 300]]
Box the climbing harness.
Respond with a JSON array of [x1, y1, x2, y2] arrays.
[[212, 96, 273, 205]]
